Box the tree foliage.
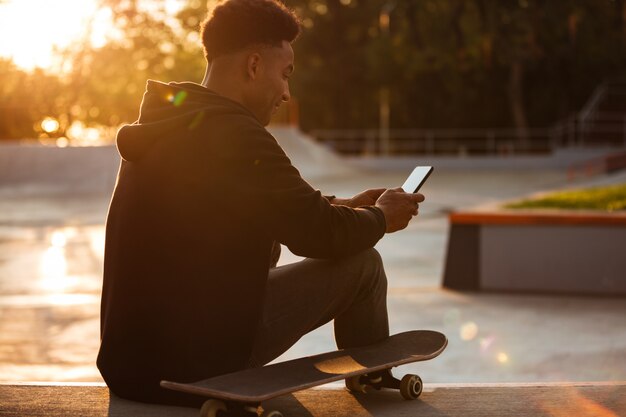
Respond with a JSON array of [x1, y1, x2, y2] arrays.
[[0, 0, 624, 140], [287, 0, 626, 130]]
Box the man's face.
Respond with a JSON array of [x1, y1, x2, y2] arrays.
[[245, 41, 294, 126]]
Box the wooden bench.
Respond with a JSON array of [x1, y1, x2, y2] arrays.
[[1, 382, 625, 416]]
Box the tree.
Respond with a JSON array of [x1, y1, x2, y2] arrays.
[[0, 59, 67, 139], [1, 0, 624, 140]]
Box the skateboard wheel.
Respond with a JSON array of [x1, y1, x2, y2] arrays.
[[345, 375, 367, 393], [260, 410, 283, 417], [399, 374, 423, 400], [200, 399, 227, 417]]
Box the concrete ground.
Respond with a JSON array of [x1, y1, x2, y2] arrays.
[[0, 165, 625, 386], [2, 382, 625, 417]]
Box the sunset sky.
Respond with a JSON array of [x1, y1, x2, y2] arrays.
[[0, 0, 185, 72]]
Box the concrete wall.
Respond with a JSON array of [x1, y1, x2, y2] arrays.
[[480, 225, 626, 294], [0, 128, 353, 195], [443, 213, 626, 295], [0, 143, 120, 195], [347, 147, 625, 171]]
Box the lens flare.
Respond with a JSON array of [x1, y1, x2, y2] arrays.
[[479, 335, 496, 353], [172, 91, 188, 107], [41, 117, 60, 133], [460, 321, 478, 341], [443, 308, 461, 326], [56, 137, 69, 148]]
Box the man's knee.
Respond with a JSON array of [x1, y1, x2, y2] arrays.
[[361, 246, 383, 270], [352, 246, 382, 268], [352, 247, 387, 294]]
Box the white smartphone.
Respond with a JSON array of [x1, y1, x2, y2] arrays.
[[401, 166, 433, 193]]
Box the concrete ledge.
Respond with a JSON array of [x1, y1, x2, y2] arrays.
[[0, 144, 120, 195], [345, 147, 626, 171], [568, 150, 626, 179], [449, 211, 626, 226], [443, 211, 626, 295], [1, 382, 624, 416], [0, 129, 350, 196]]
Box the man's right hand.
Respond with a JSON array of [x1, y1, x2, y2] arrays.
[[375, 188, 425, 233]]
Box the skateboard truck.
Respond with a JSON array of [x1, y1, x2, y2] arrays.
[[345, 369, 424, 400]]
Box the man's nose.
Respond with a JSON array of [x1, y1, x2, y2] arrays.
[[282, 87, 291, 102]]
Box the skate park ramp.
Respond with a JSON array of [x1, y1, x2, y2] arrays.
[[268, 126, 353, 180], [0, 127, 352, 195]]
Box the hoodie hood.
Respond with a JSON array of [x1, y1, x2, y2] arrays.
[[116, 80, 255, 162]]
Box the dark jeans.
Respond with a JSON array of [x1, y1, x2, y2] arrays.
[[248, 248, 389, 367]]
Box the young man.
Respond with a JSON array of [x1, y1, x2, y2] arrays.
[[97, 0, 424, 407]]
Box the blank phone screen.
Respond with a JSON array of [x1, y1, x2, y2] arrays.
[[401, 166, 433, 193]]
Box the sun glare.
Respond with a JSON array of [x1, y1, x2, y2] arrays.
[[0, 0, 111, 71], [0, 0, 186, 72]]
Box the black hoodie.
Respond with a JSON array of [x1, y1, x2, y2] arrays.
[[97, 80, 386, 406]]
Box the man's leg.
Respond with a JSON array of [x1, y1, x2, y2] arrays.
[[249, 247, 389, 367]]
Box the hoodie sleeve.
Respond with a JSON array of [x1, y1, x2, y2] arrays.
[[216, 118, 386, 259]]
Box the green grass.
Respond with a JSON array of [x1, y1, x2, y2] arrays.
[[505, 183, 626, 211]]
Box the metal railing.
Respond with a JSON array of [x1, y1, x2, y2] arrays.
[[311, 127, 555, 155], [578, 81, 626, 146], [311, 79, 626, 156], [579, 83, 608, 124], [311, 117, 626, 156]]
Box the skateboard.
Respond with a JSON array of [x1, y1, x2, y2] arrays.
[[161, 330, 447, 417]]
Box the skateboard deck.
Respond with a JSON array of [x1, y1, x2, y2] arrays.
[[161, 330, 447, 410]]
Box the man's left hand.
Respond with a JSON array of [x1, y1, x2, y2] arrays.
[[331, 188, 387, 208]]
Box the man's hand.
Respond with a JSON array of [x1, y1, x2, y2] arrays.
[[331, 188, 386, 208], [375, 188, 425, 233]]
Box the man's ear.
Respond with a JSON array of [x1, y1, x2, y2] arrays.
[[246, 52, 262, 80]]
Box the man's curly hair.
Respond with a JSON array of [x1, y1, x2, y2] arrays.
[[200, 0, 301, 62]]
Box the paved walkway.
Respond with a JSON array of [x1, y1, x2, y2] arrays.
[[1, 382, 625, 416], [0, 168, 625, 384]]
